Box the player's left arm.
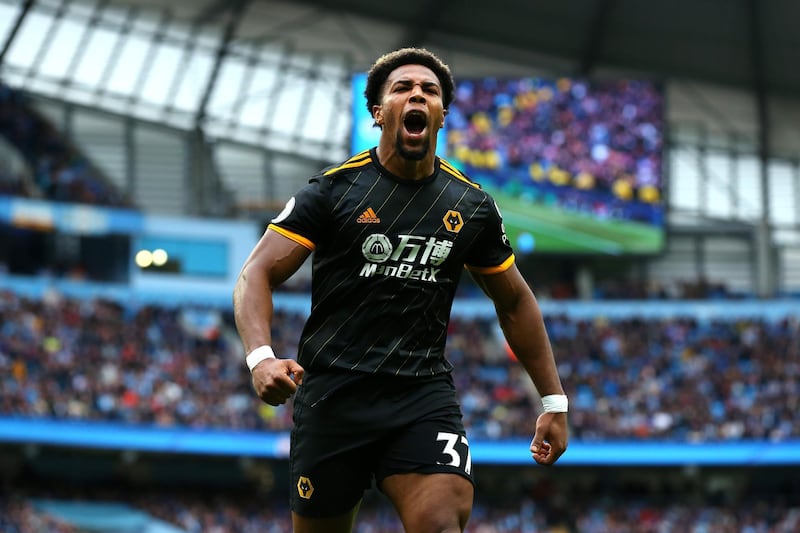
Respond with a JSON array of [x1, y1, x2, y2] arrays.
[[471, 264, 569, 465]]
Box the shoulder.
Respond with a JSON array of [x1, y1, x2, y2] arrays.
[[437, 157, 483, 190], [317, 149, 375, 180], [437, 157, 497, 207]]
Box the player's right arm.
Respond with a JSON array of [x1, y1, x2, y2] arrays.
[[233, 228, 311, 405]]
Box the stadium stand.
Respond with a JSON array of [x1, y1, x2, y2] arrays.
[[1, 288, 798, 442], [3, 467, 800, 532], [0, 84, 128, 207]]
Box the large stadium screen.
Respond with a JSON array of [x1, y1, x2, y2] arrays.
[[446, 77, 666, 255]]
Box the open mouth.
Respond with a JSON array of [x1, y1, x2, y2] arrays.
[[404, 112, 427, 134]]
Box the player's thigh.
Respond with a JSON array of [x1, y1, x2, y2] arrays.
[[377, 412, 475, 532], [381, 472, 473, 533], [291, 502, 360, 533], [289, 429, 374, 518], [290, 372, 376, 519]]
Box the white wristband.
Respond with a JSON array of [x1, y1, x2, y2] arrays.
[[246, 345, 276, 371], [541, 394, 568, 413]]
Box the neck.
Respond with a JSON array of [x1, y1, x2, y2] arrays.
[[376, 142, 436, 180]]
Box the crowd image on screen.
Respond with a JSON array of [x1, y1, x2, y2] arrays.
[[1, 288, 798, 443], [446, 77, 664, 225]]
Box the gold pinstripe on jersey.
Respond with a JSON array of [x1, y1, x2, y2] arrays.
[[323, 150, 372, 176], [439, 158, 481, 189]]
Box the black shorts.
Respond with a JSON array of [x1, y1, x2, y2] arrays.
[[289, 370, 474, 518]]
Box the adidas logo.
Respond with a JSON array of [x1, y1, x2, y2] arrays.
[[357, 207, 380, 223]]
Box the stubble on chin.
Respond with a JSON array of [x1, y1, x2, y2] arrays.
[[395, 135, 429, 161]]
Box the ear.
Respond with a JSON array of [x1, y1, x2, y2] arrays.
[[441, 108, 447, 127], [372, 105, 384, 126]]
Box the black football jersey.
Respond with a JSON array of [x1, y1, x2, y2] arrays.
[[269, 147, 515, 376]]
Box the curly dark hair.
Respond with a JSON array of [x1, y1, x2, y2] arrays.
[[364, 47, 455, 120]]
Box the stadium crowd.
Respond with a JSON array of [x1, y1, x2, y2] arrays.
[[0, 164, 31, 197], [1, 288, 798, 442], [3, 484, 800, 532], [0, 83, 127, 206]]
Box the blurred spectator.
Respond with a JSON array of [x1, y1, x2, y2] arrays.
[[0, 497, 77, 533], [1, 288, 798, 442], [2, 484, 799, 533], [592, 277, 735, 300], [0, 83, 128, 207]]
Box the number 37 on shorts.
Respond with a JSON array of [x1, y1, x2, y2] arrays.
[[436, 432, 472, 476]]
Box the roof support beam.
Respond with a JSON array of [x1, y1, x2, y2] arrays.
[[195, 0, 250, 127], [747, 0, 774, 297], [0, 0, 35, 66], [194, 0, 231, 25]]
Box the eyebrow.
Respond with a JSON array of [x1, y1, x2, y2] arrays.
[[391, 78, 441, 89]]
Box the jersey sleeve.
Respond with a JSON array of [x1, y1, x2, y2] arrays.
[[464, 198, 516, 275], [267, 176, 330, 251]]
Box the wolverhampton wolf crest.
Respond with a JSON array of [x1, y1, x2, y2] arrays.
[[297, 476, 314, 499], [443, 210, 464, 233]]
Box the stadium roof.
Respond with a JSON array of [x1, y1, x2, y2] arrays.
[[3, 0, 799, 161], [120, 0, 800, 96]]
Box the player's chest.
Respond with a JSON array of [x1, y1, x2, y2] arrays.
[[330, 182, 482, 267]]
